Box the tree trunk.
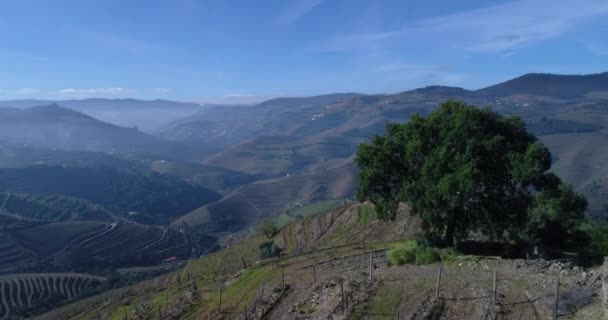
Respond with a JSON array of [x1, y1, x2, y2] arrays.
[[444, 212, 457, 247]]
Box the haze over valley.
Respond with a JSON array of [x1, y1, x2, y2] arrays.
[[2, 0, 608, 318]]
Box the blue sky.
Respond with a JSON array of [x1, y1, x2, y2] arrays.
[[0, 0, 607, 103]]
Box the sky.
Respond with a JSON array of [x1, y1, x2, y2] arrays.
[[0, 0, 607, 103]]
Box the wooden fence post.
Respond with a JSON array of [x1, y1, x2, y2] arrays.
[[219, 286, 223, 313], [369, 250, 373, 281], [553, 276, 560, 320], [282, 265, 285, 289], [341, 278, 345, 311], [313, 264, 317, 283], [242, 257, 247, 269], [492, 270, 497, 303], [435, 263, 443, 299]]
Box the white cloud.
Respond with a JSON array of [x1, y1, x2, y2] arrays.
[[278, 0, 324, 25], [197, 93, 281, 105], [154, 88, 171, 94], [319, 0, 608, 53], [53, 87, 131, 97], [4, 88, 41, 95]]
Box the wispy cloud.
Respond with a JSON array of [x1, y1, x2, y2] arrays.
[[53, 87, 132, 97], [3, 88, 41, 95], [197, 93, 281, 105], [154, 88, 171, 95], [317, 0, 608, 53], [277, 0, 324, 26]]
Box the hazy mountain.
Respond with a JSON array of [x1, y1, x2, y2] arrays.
[[0, 98, 204, 132], [0, 104, 195, 159]]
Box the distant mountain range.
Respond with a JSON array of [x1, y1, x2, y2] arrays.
[[0, 104, 198, 160], [0, 98, 205, 132], [159, 71, 608, 216], [1, 71, 608, 218]]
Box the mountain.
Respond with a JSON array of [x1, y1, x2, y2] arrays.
[[156, 93, 364, 154], [0, 105, 196, 159], [0, 98, 204, 132], [157, 72, 608, 216], [476, 72, 608, 99]]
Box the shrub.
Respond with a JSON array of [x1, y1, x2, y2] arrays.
[[258, 240, 281, 259], [388, 239, 457, 266]]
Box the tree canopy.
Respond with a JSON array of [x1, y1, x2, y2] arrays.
[[356, 101, 587, 247]]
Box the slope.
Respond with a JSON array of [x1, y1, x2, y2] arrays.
[[173, 165, 357, 233], [0, 165, 221, 224]]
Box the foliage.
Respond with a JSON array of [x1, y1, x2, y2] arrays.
[[258, 240, 281, 259], [357, 204, 377, 224], [579, 220, 608, 262], [356, 100, 587, 248], [388, 239, 456, 265], [256, 218, 278, 239]]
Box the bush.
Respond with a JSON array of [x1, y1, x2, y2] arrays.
[[388, 239, 457, 266], [578, 220, 608, 265], [258, 240, 281, 259]]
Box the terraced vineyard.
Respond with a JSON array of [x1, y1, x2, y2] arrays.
[[173, 165, 357, 233], [0, 193, 119, 222], [0, 273, 105, 319], [0, 220, 193, 273]]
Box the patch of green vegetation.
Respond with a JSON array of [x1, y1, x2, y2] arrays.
[[579, 220, 608, 264], [357, 204, 377, 224], [288, 199, 353, 219], [273, 213, 296, 229], [259, 240, 282, 259], [388, 240, 457, 266]]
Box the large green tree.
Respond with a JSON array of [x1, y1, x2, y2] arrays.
[[356, 101, 586, 247]]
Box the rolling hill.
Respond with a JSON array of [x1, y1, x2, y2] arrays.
[[0, 216, 195, 274], [0, 193, 120, 223], [203, 136, 359, 177], [173, 165, 357, 233], [0, 165, 221, 224]]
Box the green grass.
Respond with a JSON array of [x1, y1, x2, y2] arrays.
[[287, 199, 354, 220], [388, 240, 458, 266], [357, 203, 377, 224]]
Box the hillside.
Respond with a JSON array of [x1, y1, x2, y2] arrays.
[[0, 105, 194, 159], [0, 166, 221, 224], [150, 161, 257, 193], [476, 72, 608, 99], [173, 165, 357, 233], [0, 273, 106, 319], [0, 217, 195, 274], [36, 203, 605, 320], [0, 193, 120, 223], [203, 136, 359, 177]]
